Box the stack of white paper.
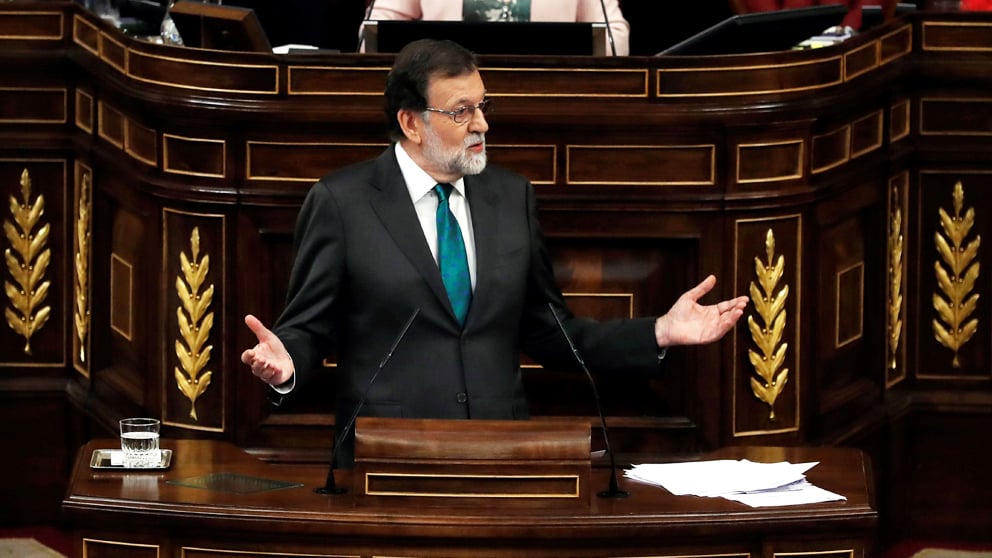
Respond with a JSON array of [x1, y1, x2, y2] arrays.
[[625, 459, 846, 507]]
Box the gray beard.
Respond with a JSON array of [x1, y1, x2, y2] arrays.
[[423, 125, 487, 177]]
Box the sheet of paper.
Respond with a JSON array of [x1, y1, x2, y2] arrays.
[[720, 480, 847, 507], [624, 459, 845, 507], [626, 459, 817, 496]]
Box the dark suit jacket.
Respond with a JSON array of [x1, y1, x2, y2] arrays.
[[274, 145, 660, 465]]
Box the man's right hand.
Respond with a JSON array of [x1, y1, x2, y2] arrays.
[[241, 314, 294, 387]]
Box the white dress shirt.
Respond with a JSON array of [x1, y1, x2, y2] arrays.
[[394, 142, 478, 289]]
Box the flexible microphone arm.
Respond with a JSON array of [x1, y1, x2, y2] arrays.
[[598, 0, 617, 56], [356, 0, 378, 53], [315, 307, 420, 495], [548, 303, 629, 498]]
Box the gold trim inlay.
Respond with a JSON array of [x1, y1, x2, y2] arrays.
[[920, 97, 992, 137], [890, 99, 911, 143], [485, 67, 649, 98], [774, 550, 855, 558], [163, 134, 226, 178], [733, 216, 801, 437], [835, 261, 864, 349], [287, 65, 390, 96], [364, 472, 581, 498], [126, 49, 280, 95], [3, 169, 52, 356], [887, 182, 905, 376], [99, 30, 126, 74], [811, 125, 851, 175], [0, 87, 68, 124], [109, 253, 133, 341], [658, 56, 843, 98], [71, 14, 99, 57], [850, 110, 884, 159], [74, 89, 94, 134], [182, 546, 354, 558], [747, 229, 789, 421], [97, 101, 125, 149], [174, 227, 215, 421], [83, 538, 160, 556], [879, 24, 913, 64], [932, 181, 980, 369], [565, 144, 716, 186], [736, 139, 804, 184], [74, 169, 92, 368], [0, 11, 64, 40], [922, 21, 992, 52], [124, 120, 158, 167], [844, 39, 880, 81]]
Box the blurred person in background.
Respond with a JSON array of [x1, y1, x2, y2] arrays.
[[360, 0, 630, 55]]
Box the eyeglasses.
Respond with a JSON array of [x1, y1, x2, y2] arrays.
[[424, 99, 492, 124]]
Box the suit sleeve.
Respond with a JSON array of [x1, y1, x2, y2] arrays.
[[273, 182, 346, 390]]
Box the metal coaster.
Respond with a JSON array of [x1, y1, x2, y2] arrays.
[[89, 449, 173, 470], [166, 472, 304, 494]]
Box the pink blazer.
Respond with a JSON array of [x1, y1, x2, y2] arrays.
[[365, 0, 630, 56]]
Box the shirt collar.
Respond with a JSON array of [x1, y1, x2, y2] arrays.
[[394, 142, 467, 202]]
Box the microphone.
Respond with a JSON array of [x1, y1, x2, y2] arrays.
[[548, 302, 628, 498], [315, 307, 420, 495], [597, 0, 617, 56], [356, 0, 378, 53]]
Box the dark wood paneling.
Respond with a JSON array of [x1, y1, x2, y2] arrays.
[[0, 87, 66, 123], [0, 10, 63, 39], [0, 386, 74, 525], [902, 408, 992, 540], [2, 3, 992, 542], [0, 160, 67, 365], [915, 172, 992, 380]]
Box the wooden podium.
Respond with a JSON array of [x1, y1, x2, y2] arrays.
[[63, 438, 878, 558], [352, 417, 591, 506]]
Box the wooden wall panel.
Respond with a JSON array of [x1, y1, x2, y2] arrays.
[[5, 2, 992, 540], [732, 217, 802, 439], [886, 172, 909, 389], [0, 160, 67, 367], [0, 10, 63, 39], [920, 98, 992, 136], [737, 140, 804, 184], [0, 87, 66, 123], [162, 209, 227, 432], [246, 142, 386, 183], [164, 135, 226, 178], [916, 172, 992, 381], [566, 145, 715, 186], [287, 66, 389, 96]]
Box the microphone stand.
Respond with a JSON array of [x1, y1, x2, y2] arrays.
[[548, 303, 628, 498], [356, 0, 378, 53], [314, 308, 420, 495], [598, 0, 617, 56]]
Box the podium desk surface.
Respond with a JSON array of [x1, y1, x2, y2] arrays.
[[64, 439, 876, 552]]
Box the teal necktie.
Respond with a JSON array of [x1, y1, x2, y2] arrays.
[[434, 183, 472, 324]]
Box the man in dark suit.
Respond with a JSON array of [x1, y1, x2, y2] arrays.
[[242, 38, 748, 466]]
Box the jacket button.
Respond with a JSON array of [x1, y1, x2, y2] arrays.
[[456, 392, 467, 404]]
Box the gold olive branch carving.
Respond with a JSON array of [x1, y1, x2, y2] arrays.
[[74, 172, 92, 365], [3, 169, 52, 355], [747, 228, 789, 421], [888, 186, 904, 371], [175, 227, 214, 421], [932, 181, 980, 369]]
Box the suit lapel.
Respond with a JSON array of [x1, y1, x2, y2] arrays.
[[464, 171, 501, 328], [369, 148, 453, 317]]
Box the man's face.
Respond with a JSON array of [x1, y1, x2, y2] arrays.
[[415, 70, 489, 182]]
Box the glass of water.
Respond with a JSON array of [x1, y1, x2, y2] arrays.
[[119, 418, 161, 468]]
